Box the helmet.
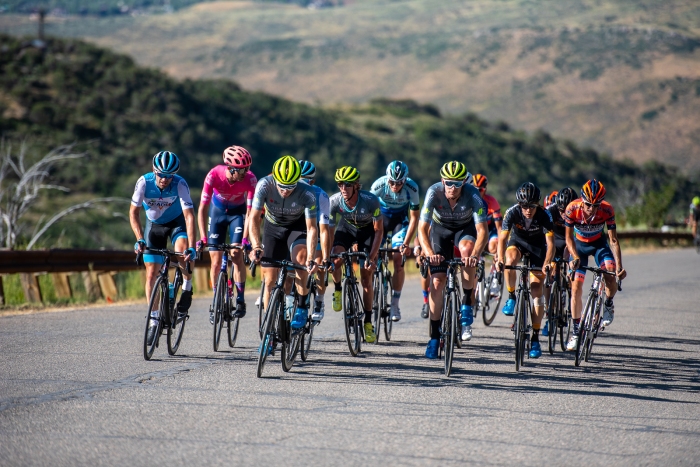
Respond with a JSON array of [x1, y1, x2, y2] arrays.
[[272, 155, 302, 184], [545, 190, 558, 207], [152, 151, 180, 174], [465, 172, 473, 185], [386, 160, 408, 182], [223, 146, 252, 168], [298, 160, 316, 180], [473, 174, 488, 189], [693, 196, 700, 206], [439, 161, 467, 180], [556, 187, 577, 211], [581, 179, 606, 204], [335, 166, 360, 183], [515, 182, 541, 204]]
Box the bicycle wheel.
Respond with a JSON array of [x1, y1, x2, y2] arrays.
[[585, 294, 604, 362], [443, 292, 457, 377], [281, 323, 301, 372], [257, 288, 282, 378], [300, 284, 316, 361], [212, 272, 227, 352], [257, 281, 266, 339], [383, 271, 393, 341], [167, 269, 186, 355], [372, 272, 382, 344], [143, 276, 166, 361], [343, 280, 361, 356], [561, 286, 572, 352], [514, 290, 527, 371], [546, 281, 559, 355], [483, 268, 504, 326], [575, 293, 596, 367], [454, 289, 463, 350], [227, 305, 240, 348]]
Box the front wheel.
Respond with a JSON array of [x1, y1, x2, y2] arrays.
[[442, 292, 457, 377], [575, 293, 596, 367], [546, 281, 559, 355], [212, 272, 227, 352], [343, 280, 362, 357], [372, 272, 382, 344], [383, 271, 393, 341], [514, 291, 528, 371], [167, 270, 185, 355], [483, 268, 504, 326], [257, 288, 282, 378], [144, 276, 166, 361]]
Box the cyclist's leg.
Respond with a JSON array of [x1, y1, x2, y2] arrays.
[[427, 223, 452, 344], [143, 220, 168, 310], [356, 227, 376, 323], [502, 241, 523, 315], [594, 242, 617, 325], [487, 224, 499, 255], [207, 205, 227, 290], [260, 222, 291, 309], [528, 250, 547, 356], [567, 240, 592, 349]]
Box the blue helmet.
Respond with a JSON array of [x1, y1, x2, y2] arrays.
[[298, 159, 316, 180], [152, 151, 180, 174], [386, 160, 408, 182]]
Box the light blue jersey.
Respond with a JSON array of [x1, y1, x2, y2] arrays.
[[131, 173, 194, 224], [370, 175, 420, 215]]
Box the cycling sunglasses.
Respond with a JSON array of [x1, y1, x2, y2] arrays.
[[388, 180, 404, 187], [519, 203, 537, 210], [337, 182, 356, 188], [583, 201, 601, 208], [277, 182, 297, 191], [443, 180, 464, 188], [154, 171, 174, 180], [228, 166, 248, 174]]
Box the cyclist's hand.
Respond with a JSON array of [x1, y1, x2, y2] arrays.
[[617, 268, 627, 281], [413, 245, 422, 258], [399, 243, 408, 256], [242, 237, 252, 251], [322, 259, 334, 272], [196, 237, 207, 251], [183, 247, 196, 263], [134, 238, 146, 253], [497, 261, 504, 272], [569, 256, 580, 271], [542, 264, 551, 276], [306, 260, 318, 275], [249, 248, 262, 264], [463, 255, 478, 268], [363, 258, 375, 271], [428, 254, 443, 266]]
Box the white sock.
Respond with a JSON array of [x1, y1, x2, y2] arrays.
[[150, 310, 159, 319], [183, 279, 192, 291]]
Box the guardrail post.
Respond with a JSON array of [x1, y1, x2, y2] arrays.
[[0, 275, 5, 306], [19, 273, 42, 303], [81, 268, 101, 302], [97, 272, 118, 303], [194, 267, 210, 293], [51, 273, 72, 299]]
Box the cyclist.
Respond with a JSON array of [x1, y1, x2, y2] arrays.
[[472, 174, 502, 255], [330, 166, 383, 344], [564, 179, 627, 351], [497, 182, 555, 359], [690, 196, 700, 242], [542, 186, 576, 337], [298, 159, 332, 321], [414, 234, 431, 319], [247, 156, 319, 330], [418, 161, 488, 358], [370, 160, 420, 322], [130, 151, 196, 345], [196, 146, 257, 324], [544, 190, 558, 209]]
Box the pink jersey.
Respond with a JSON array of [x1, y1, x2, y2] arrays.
[[200, 166, 257, 210]]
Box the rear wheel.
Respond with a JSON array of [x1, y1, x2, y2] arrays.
[[483, 267, 504, 326], [144, 276, 166, 361], [561, 285, 572, 352], [547, 281, 559, 355], [257, 281, 266, 339], [343, 280, 361, 356], [514, 290, 528, 371], [383, 271, 393, 341], [585, 295, 603, 362], [372, 272, 382, 344], [227, 314, 240, 348], [212, 272, 227, 352], [443, 292, 457, 377], [257, 288, 281, 378], [167, 270, 186, 355]]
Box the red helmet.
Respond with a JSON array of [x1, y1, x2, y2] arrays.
[[473, 174, 488, 189], [223, 146, 252, 168], [545, 190, 558, 207], [581, 179, 606, 205]]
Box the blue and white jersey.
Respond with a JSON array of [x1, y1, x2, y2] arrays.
[[370, 175, 420, 215], [302, 181, 331, 226], [131, 173, 194, 224]]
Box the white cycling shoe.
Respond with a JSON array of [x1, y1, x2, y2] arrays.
[[461, 325, 472, 342], [566, 335, 578, 351]]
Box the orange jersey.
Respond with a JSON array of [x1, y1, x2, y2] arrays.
[[564, 200, 616, 242], [482, 193, 502, 226]]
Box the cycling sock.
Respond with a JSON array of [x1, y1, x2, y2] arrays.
[[365, 311, 373, 324], [182, 279, 192, 292], [391, 290, 401, 307], [430, 319, 441, 339], [334, 281, 342, 292], [531, 330, 539, 342], [573, 318, 581, 334], [507, 285, 515, 294], [462, 289, 473, 307], [508, 292, 516, 301], [422, 290, 429, 303], [299, 294, 309, 308], [235, 282, 245, 300], [605, 298, 613, 307]]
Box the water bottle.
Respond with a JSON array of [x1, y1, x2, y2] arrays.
[[169, 283, 175, 301], [285, 294, 295, 320]]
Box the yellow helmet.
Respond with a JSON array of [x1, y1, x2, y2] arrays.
[[335, 166, 360, 183], [272, 155, 301, 184], [440, 161, 467, 181]]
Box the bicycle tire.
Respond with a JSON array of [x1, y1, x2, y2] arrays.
[[547, 281, 559, 355], [300, 284, 316, 361], [561, 286, 572, 352], [483, 268, 504, 326], [575, 292, 596, 366], [212, 272, 227, 352], [585, 294, 604, 362], [228, 315, 240, 348], [281, 326, 300, 372], [343, 279, 361, 356], [257, 288, 281, 378], [454, 287, 463, 350], [383, 270, 393, 341], [143, 276, 166, 361], [372, 272, 382, 344], [257, 281, 266, 339], [443, 292, 457, 377], [514, 289, 527, 371], [167, 269, 185, 355]]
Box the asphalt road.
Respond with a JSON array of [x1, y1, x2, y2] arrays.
[[1, 249, 699, 466]]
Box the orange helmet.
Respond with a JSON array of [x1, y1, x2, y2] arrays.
[[473, 174, 488, 189], [581, 179, 606, 205], [545, 190, 558, 207]]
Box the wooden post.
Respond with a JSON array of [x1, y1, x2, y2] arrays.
[[194, 267, 210, 293], [97, 272, 118, 303], [0, 275, 4, 306], [51, 273, 72, 299], [19, 273, 42, 303], [81, 270, 101, 301]]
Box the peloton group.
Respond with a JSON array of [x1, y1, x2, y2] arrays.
[[130, 147, 627, 360]]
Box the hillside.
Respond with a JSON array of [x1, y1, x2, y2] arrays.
[[2, 0, 699, 171], [0, 34, 692, 248]]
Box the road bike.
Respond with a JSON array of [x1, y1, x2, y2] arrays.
[[504, 257, 540, 371], [372, 241, 404, 343], [545, 257, 572, 354], [298, 263, 330, 362], [331, 250, 369, 356], [574, 266, 622, 367], [201, 244, 243, 352], [137, 249, 191, 361], [475, 252, 504, 326], [251, 257, 313, 377]]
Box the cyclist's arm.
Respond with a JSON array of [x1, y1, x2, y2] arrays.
[[495, 219, 503, 233], [129, 204, 143, 241], [320, 224, 331, 262], [197, 200, 210, 240], [543, 232, 555, 266], [305, 217, 319, 263], [370, 217, 384, 261], [496, 229, 509, 264], [607, 228, 623, 273], [417, 220, 434, 256], [404, 208, 420, 249], [242, 206, 251, 241], [473, 221, 488, 259], [565, 226, 578, 262], [248, 208, 264, 250], [183, 208, 196, 250]]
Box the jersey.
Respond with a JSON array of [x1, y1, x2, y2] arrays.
[[482, 193, 502, 227], [501, 204, 554, 244], [563, 200, 616, 243], [370, 176, 420, 215], [303, 181, 330, 226], [131, 173, 194, 224], [547, 205, 566, 242], [690, 203, 700, 223], [329, 190, 382, 229], [200, 166, 257, 210], [420, 182, 487, 229], [251, 175, 317, 227]]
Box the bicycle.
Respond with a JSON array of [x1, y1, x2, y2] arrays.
[[504, 257, 541, 371], [574, 266, 622, 367], [251, 257, 313, 377], [200, 244, 243, 352], [331, 250, 369, 356], [475, 252, 504, 326], [545, 257, 572, 354], [297, 263, 330, 362], [372, 242, 405, 343], [137, 249, 191, 361]]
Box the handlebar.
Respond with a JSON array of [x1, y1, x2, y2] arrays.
[[578, 265, 623, 291], [379, 247, 406, 267], [136, 249, 192, 274]]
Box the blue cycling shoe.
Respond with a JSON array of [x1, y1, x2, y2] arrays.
[[460, 305, 474, 326], [529, 340, 542, 359], [291, 307, 308, 329], [502, 298, 515, 316], [542, 321, 549, 336], [425, 339, 439, 359]]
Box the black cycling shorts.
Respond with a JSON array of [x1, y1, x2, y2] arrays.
[[207, 203, 246, 245], [428, 221, 477, 274], [261, 217, 307, 267], [144, 216, 188, 264], [506, 236, 546, 269], [333, 223, 375, 254]]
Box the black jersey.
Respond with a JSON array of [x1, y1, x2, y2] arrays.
[[502, 204, 554, 245], [547, 205, 566, 242]]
